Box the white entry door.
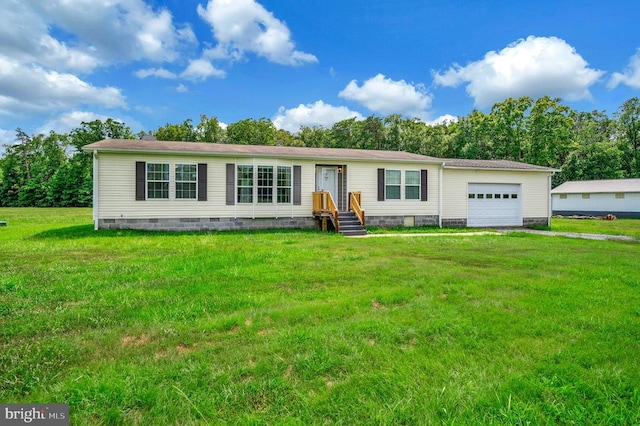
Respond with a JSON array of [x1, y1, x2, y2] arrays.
[[467, 183, 522, 227], [315, 167, 338, 204]]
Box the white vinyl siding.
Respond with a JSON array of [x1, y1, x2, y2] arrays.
[[347, 161, 440, 217], [96, 153, 313, 220], [442, 169, 550, 221], [552, 192, 640, 214]]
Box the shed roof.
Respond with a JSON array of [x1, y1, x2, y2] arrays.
[[552, 178, 640, 194], [83, 139, 556, 172]]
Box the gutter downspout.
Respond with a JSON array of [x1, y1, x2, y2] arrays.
[[92, 150, 99, 230], [438, 162, 445, 228]]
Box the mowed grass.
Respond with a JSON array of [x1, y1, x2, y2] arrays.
[[550, 217, 640, 239], [1, 209, 639, 425]]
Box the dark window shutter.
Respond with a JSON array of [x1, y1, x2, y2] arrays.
[[197, 163, 207, 201], [377, 168, 385, 201], [226, 163, 235, 205], [293, 165, 302, 205], [136, 161, 146, 200], [421, 169, 428, 201]]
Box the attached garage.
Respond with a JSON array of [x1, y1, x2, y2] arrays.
[[467, 183, 522, 227]]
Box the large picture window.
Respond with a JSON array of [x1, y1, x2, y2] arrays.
[[147, 163, 169, 199], [385, 170, 401, 200], [405, 170, 420, 199], [237, 165, 253, 203], [175, 164, 197, 199], [277, 166, 292, 203], [257, 166, 274, 203]]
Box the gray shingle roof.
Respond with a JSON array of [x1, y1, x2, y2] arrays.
[[83, 139, 557, 172], [552, 178, 640, 194]]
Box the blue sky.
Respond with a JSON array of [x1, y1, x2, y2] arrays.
[[1, 0, 639, 146]]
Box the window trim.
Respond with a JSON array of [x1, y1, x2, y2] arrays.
[[237, 165, 254, 204], [385, 169, 401, 200], [175, 163, 198, 200], [146, 162, 170, 200], [257, 165, 274, 204], [405, 170, 420, 200], [277, 166, 292, 204]]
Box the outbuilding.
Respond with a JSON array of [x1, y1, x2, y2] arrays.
[[83, 139, 556, 233], [551, 178, 640, 218]]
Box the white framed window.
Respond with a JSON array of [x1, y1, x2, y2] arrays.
[[237, 165, 253, 203], [257, 166, 273, 203], [385, 170, 401, 200], [559, 194, 567, 199], [277, 166, 292, 203], [147, 163, 169, 199], [175, 164, 197, 199], [615, 193, 625, 199], [405, 170, 420, 200], [582, 193, 590, 199]]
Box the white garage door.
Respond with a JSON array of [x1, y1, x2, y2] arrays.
[[467, 183, 522, 227]]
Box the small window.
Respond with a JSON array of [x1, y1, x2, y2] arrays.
[[385, 170, 401, 200], [175, 164, 197, 199], [559, 194, 567, 199], [495, 194, 501, 199], [277, 166, 292, 204], [477, 193, 484, 199], [503, 194, 509, 199], [511, 194, 518, 199], [405, 170, 420, 199], [615, 193, 625, 199], [486, 194, 493, 199], [582, 193, 590, 199], [468, 193, 476, 199], [237, 165, 254, 203], [147, 163, 169, 199]]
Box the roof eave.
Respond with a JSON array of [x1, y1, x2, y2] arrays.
[[85, 145, 442, 164], [443, 165, 558, 173]]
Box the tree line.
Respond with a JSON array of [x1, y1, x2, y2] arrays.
[[1, 96, 639, 207]]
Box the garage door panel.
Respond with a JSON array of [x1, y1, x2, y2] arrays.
[[468, 184, 522, 227]]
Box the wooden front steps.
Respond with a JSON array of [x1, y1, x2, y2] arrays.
[[337, 211, 367, 236]]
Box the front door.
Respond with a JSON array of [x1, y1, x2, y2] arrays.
[[316, 167, 338, 204]]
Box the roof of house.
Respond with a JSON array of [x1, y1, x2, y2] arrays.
[[552, 178, 640, 194], [83, 139, 556, 172]]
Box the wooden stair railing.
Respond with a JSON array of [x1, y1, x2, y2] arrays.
[[349, 191, 365, 227], [312, 191, 339, 232]]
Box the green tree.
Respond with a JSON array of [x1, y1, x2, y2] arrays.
[[297, 126, 331, 147], [489, 97, 533, 161], [154, 119, 196, 142], [614, 97, 640, 177], [525, 96, 574, 167], [195, 115, 226, 143], [226, 118, 277, 145]]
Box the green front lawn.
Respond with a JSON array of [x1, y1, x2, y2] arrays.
[[551, 217, 640, 239], [1, 209, 639, 424]]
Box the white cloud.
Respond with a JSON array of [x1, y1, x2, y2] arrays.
[[180, 59, 226, 81], [135, 68, 177, 79], [428, 114, 458, 125], [338, 74, 432, 118], [433, 36, 605, 108], [197, 0, 317, 66], [0, 55, 126, 117], [37, 111, 114, 135], [608, 48, 640, 89], [37, 111, 143, 136], [176, 84, 189, 93], [17, 0, 196, 66], [272, 100, 363, 133]]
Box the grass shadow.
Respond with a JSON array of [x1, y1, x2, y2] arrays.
[[32, 224, 327, 240]]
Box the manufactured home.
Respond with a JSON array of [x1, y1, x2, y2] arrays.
[[83, 139, 556, 233], [552, 178, 640, 218]]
